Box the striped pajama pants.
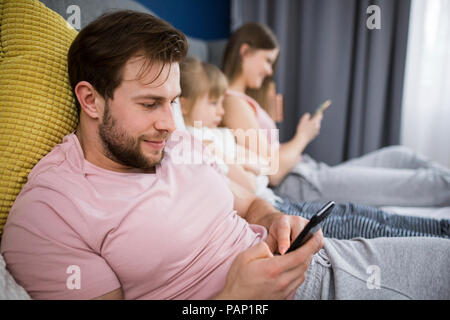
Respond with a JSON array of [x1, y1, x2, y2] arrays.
[[275, 199, 450, 239]]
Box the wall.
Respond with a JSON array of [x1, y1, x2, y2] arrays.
[[136, 0, 230, 40]]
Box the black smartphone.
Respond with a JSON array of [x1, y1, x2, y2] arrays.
[[285, 201, 335, 253]]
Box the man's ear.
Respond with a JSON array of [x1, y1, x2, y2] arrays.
[[74, 81, 104, 119]]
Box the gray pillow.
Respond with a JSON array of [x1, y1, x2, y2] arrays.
[[39, 0, 155, 29], [39, 0, 222, 64], [0, 254, 31, 300]]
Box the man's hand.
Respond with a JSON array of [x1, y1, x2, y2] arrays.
[[265, 214, 321, 255], [215, 225, 323, 300]]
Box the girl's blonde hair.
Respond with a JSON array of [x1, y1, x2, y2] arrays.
[[180, 57, 228, 111]]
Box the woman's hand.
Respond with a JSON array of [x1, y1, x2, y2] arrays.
[[295, 112, 323, 147]]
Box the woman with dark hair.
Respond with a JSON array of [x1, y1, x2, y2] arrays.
[[221, 22, 450, 209]]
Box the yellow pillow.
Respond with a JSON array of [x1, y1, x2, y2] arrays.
[[0, 0, 79, 236]]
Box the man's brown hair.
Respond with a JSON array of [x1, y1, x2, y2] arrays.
[[68, 10, 189, 114]]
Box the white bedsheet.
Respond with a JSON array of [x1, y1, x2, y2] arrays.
[[380, 206, 450, 220]]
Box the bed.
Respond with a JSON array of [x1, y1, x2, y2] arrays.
[[0, 0, 448, 300]]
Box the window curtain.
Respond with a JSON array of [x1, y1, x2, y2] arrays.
[[400, 0, 450, 168], [231, 0, 411, 165]]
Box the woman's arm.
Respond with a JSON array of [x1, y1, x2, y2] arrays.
[[268, 136, 308, 186], [222, 95, 270, 157], [223, 95, 322, 187], [269, 112, 323, 186]]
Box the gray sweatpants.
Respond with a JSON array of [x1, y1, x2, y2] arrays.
[[274, 146, 450, 207], [295, 237, 450, 299]]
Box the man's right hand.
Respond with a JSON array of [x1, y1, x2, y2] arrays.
[[214, 231, 322, 300]]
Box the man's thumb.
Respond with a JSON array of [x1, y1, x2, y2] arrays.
[[243, 241, 274, 263]]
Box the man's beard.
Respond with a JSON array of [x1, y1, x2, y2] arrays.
[[98, 101, 166, 170]]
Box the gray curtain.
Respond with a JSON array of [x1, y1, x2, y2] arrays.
[[231, 0, 411, 165]]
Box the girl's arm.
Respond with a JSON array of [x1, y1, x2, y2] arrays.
[[227, 164, 258, 193], [203, 140, 257, 193]]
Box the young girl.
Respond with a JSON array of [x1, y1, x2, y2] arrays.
[[179, 57, 449, 240], [179, 57, 279, 204], [221, 22, 450, 208]]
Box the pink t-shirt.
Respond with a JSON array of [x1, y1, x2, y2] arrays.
[[0, 131, 267, 299], [226, 89, 279, 148]]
